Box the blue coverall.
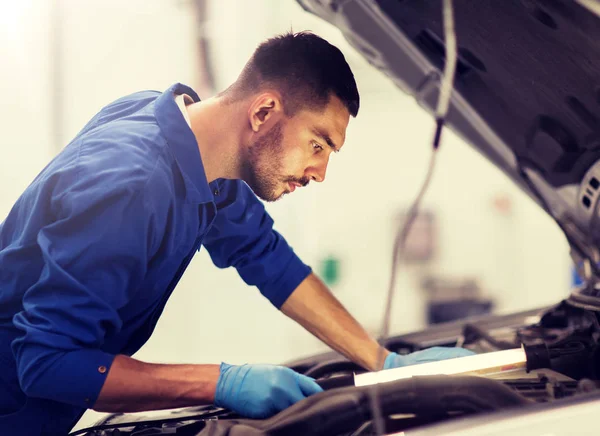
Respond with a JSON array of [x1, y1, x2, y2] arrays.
[[0, 83, 311, 435]]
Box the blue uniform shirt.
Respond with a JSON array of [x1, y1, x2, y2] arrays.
[[0, 83, 311, 434]]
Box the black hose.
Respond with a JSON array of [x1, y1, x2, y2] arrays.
[[463, 323, 520, 350], [303, 359, 364, 379], [258, 375, 530, 436], [316, 374, 355, 391]]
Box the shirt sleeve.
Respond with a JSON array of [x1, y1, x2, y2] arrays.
[[11, 172, 159, 408], [202, 180, 312, 308]]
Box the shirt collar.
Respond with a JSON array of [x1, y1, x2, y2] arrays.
[[154, 83, 214, 204]]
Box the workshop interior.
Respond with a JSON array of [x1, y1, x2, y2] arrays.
[[3, 0, 600, 434]]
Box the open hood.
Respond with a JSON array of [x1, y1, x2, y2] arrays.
[[296, 0, 600, 296]]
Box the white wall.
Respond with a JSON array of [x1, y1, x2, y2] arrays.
[[0, 0, 55, 218], [0, 0, 572, 431]]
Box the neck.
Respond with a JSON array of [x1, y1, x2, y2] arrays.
[[186, 97, 245, 183]]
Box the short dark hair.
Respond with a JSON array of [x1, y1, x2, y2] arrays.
[[223, 31, 359, 117]]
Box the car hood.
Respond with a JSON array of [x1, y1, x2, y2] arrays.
[[296, 0, 600, 282]]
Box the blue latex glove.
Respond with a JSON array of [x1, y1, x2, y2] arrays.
[[384, 346, 475, 369], [214, 363, 323, 419]]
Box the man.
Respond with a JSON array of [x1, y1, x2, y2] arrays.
[[0, 31, 471, 434]]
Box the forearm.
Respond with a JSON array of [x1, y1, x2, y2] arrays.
[[281, 273, 388, 371], [93, 355, 220, 413]]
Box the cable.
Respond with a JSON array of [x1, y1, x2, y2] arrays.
[[377, 0, 457, 351], [378, 147, 440, 353], [368, 1, 458, 434], [435, 0, 458, 121]]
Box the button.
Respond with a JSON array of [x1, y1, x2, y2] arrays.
[[213, 190, 219, 196], [98, 365, 107, 374], [85, 398, 90, 403]]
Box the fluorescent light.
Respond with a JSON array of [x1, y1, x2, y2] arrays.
[[354, 348, 528, 387]]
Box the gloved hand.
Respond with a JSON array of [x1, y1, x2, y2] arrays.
[[384, 346, 475, 369], [214, 362, 323, 419]]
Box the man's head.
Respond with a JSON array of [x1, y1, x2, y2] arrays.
[[222, 31, 360, 202]]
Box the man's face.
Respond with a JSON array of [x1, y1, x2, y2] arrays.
[[243, 95, 350, 202]]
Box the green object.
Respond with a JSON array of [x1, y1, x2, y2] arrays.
[[321, 256, 340, 286]]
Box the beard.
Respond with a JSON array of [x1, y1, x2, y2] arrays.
[[242, 121, 308, 202]]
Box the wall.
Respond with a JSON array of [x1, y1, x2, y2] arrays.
[[0, 0, 55, 219], [0, 0, 571, 432]]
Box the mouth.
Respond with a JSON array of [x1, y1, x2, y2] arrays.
[[288, 182, 302, 193]]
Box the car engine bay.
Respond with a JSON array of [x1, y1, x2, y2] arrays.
[[71, 298, 600, 435]]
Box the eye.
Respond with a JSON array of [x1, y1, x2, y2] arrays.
[[312, 141, 324, 151]]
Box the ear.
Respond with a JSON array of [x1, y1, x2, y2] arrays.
[[247, 92, 283, 133]]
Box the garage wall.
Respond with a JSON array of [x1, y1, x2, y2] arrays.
[[0, 0, 54, 220], [0, 0, 572, 431]]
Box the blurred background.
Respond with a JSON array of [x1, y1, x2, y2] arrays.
[[0, 0, 573, 429]]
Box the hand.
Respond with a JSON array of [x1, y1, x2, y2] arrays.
[[384, 346, 474, 369], [214, 363, 323, 419]]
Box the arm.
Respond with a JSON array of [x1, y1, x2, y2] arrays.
[[95, 356, 322, 417], [281, 272, 388, 371], [93, 355, 219, 412], [281, 273, 476, 371]]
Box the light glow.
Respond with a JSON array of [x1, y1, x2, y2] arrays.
[[354, 348, 528, 387]]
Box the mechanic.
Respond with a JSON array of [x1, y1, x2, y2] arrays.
[[0, 31, 472, 434]]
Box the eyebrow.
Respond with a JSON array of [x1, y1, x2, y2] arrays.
[[313, 128, 340, 153]]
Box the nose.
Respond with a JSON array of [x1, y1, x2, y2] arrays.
[[307, 159, 328, 183]]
